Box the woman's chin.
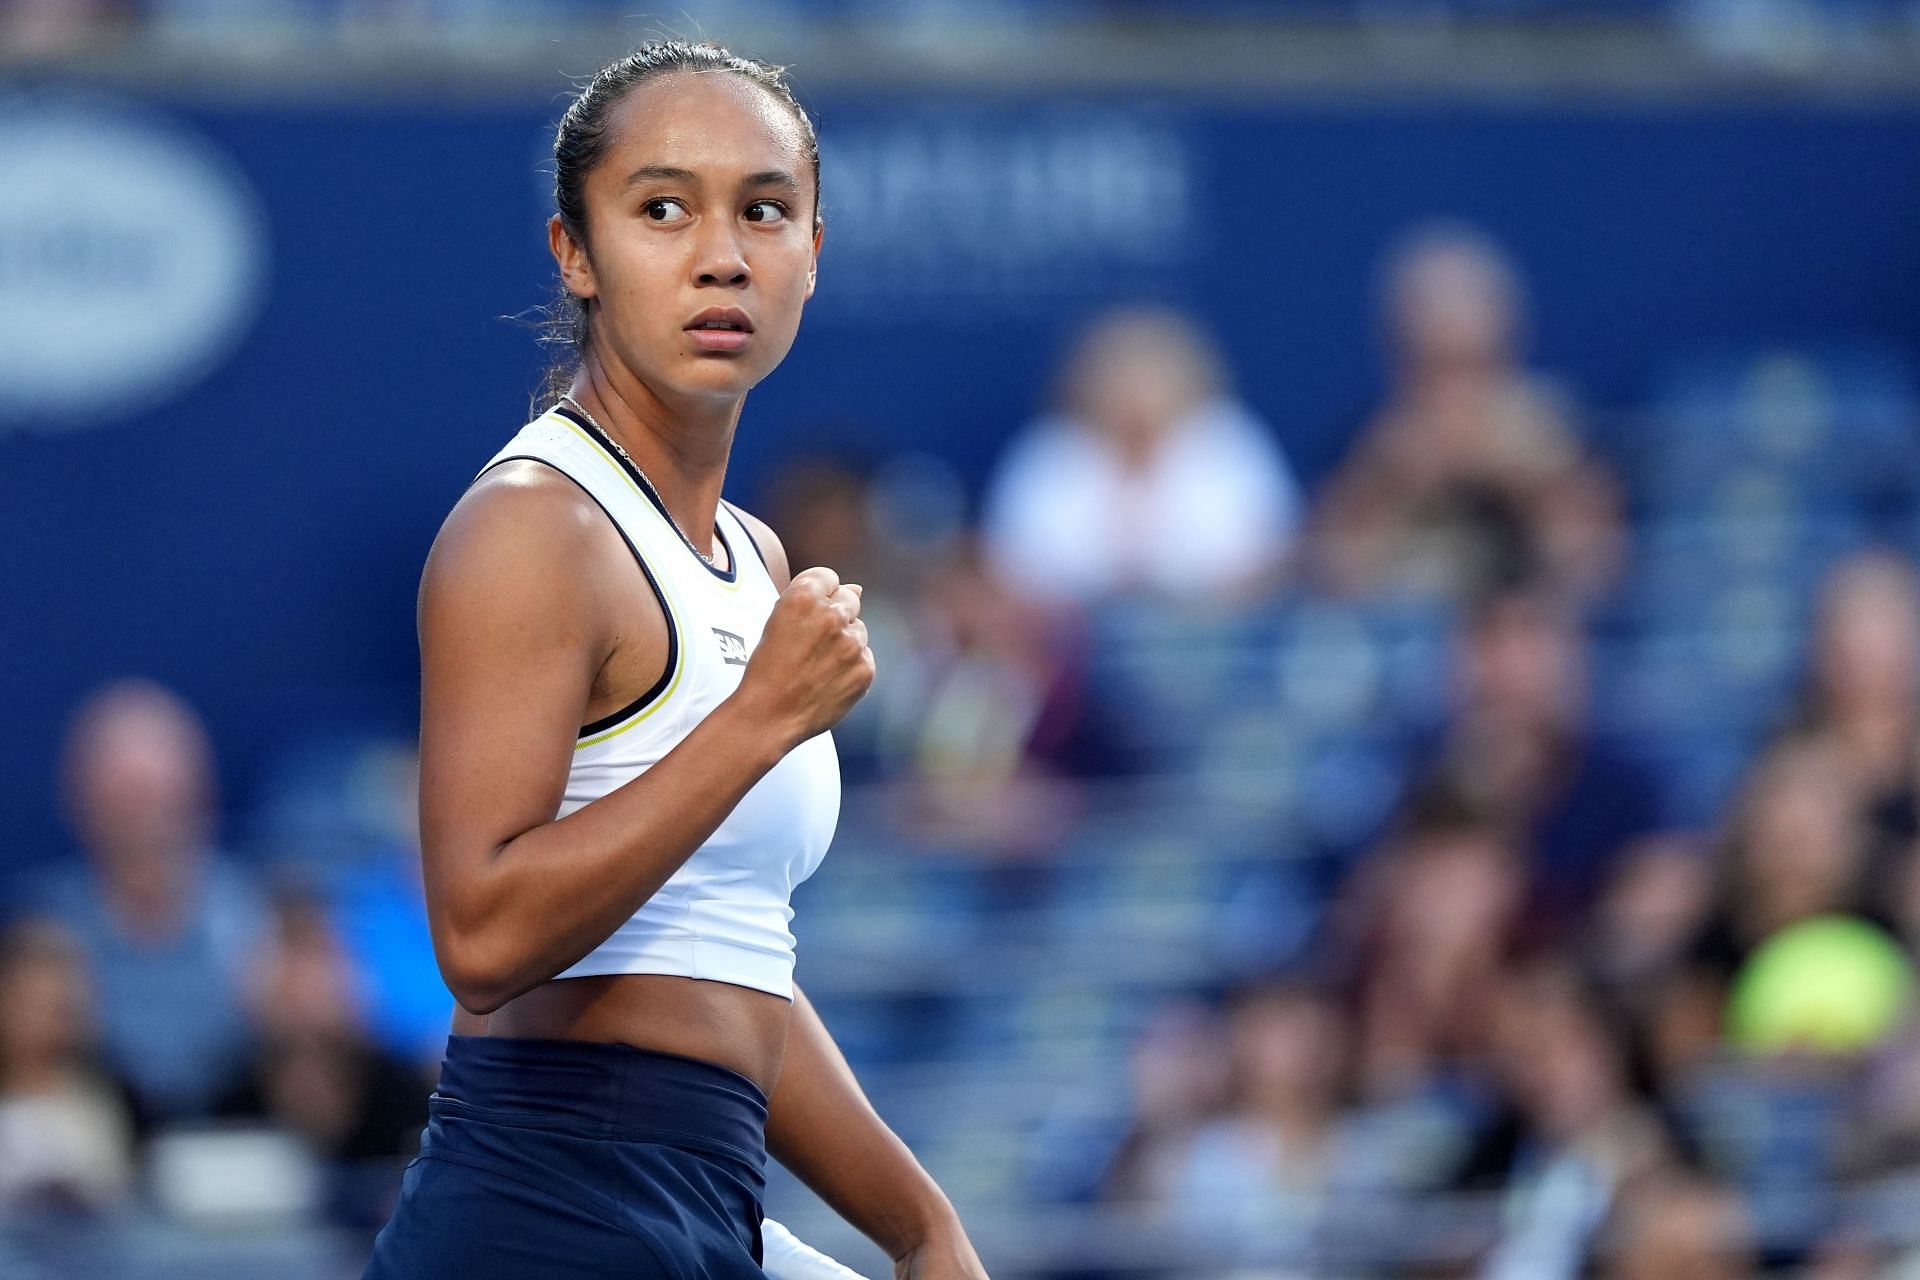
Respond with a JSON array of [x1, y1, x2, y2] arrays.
[[669, 358, 774, 403]]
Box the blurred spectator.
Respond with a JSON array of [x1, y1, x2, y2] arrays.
[[764, 454, 916, 784], [1784, 550, 1920, 842], [1096, 1000, 1230, 1207], [0, 919, 137, 1214], [1479, 962, 1674, 1280], [1581, 836, 1721, 1097], [215, 893, 429, 1231], [981, 305, 1304, 607], [1341, 784, 1522, 1103], [875, 537, 1106, 850], [767, 455, 898, 596], [32, 680, 265, 1121], [1149, 982, 1358, 1249], [1313, 223, 1623, 603], [1584, 836, 1716, 1009], [765, 451, 1118, 837], [1690, 741, 1870, 987], [894, 539, 1057, 787], [1428, 588, 1666, 934], [1600, 1171, 1757, 1280], [1662, 743, 1885, 1256]]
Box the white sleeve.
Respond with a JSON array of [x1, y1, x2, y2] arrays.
[[761, 1217, 873, 1280]]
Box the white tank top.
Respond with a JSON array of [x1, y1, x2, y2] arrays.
[[476, 405, 841, 1000]]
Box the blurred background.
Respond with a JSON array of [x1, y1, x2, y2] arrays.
[[4, 1, 1920, 1277]]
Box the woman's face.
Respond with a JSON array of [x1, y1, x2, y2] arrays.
[[554, 72, 819, 407]]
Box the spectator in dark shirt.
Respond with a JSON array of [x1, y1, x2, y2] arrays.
[[1427, 589, 1666, 936]]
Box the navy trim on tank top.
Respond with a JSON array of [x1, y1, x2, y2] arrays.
[[552, 404, 740, 585], [721, 501, 772, 576]]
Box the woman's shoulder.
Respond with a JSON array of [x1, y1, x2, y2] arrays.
[[421, 459, 618, 619], [451, 457, 607, 545]]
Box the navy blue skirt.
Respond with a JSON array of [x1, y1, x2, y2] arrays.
[[364, 1035, 769, 1279]]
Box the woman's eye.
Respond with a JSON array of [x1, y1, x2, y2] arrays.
[[643, 198, 690, 223], [743, 200, 789, 225]]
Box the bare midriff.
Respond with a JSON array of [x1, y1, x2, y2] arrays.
[[485, 973, 792, 1094]]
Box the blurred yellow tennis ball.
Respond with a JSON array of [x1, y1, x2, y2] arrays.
[[1728, 915, 1913, 1054]]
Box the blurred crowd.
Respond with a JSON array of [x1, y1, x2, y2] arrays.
[[6, 220, 1920, 1280], [0, 680, 434, 1244], [744, 220, 1920, 1278]]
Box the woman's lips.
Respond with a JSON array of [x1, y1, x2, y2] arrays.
[[685, 328, 752, 354]]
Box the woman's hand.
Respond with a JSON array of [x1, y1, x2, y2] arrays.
[[892, 1228, 990, 1280], [733, 565, 874, 750]]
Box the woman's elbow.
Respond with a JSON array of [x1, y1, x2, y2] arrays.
[[434, 928, 520, 1015], [426, 848, 530, 1013]]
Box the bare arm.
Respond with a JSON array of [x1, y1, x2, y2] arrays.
[[769, 988, 986, 1279], [419, 467, 872, 1014], [728, 507, 986, 1278]]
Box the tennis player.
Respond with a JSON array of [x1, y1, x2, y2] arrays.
[[362, 41, 989, 1280]]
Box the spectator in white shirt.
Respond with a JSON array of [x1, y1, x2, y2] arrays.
[[982, 305, 1304, 608]]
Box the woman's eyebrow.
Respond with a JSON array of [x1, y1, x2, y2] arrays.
[[743, 170, 800, 193], [623, 164, 699, 188], [621, 166, 799, 193]]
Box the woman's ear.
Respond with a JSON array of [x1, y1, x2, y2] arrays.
[[805, 222, 823, 301], [548, 215, 597, 301]]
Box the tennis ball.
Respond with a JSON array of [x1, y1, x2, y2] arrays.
[[1727, 915, 1913, 1055]]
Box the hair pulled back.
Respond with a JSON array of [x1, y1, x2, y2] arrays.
[[538, 41, 820, 409]]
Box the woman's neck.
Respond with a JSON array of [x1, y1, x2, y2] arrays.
[[568, 363, 741, 558]]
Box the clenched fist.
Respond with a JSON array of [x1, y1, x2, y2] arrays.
[[733, 566, 875, 751]]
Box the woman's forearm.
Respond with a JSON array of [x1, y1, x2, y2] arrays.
[[767, 987, 967, 1260], [428, 694, 786, 1012]]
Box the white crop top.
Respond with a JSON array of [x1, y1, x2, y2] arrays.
[[476, 405, 841, 1000]]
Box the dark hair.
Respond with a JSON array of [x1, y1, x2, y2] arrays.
[[538, 41, 820, 408]]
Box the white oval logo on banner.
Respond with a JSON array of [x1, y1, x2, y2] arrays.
[[0, 93, 267, 430]]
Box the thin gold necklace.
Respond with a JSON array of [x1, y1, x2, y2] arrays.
[[559, 393, 716, 567]]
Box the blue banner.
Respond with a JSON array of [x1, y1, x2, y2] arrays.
[[2, 85, 1917, 864]]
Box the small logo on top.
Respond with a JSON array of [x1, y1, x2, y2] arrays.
[[712, 628, 748, 666]]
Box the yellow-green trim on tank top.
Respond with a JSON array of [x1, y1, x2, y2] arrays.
[[527, 411, 692, 748]]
